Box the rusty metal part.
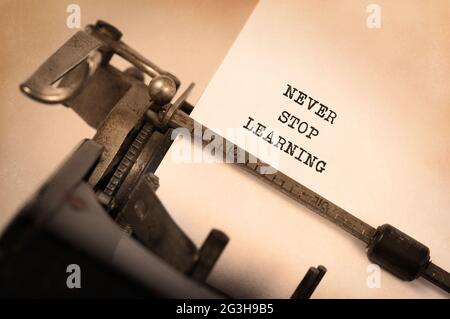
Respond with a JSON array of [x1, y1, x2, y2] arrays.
[[20, 31, 103, 103], [88, 21, 180, 86], [113, 129, 174, 206], [20, 21, 179, 105], [62, 65, 133, 128]]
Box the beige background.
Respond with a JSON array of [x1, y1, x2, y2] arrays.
[[0, 0, 448, 298]]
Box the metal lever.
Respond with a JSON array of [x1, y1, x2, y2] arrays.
[[20, 31, 103, 103], [291, 266, 327, 299], [20, 21, 180, 104]]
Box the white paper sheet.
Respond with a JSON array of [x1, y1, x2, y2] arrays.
[[156, 0, 450, 298]]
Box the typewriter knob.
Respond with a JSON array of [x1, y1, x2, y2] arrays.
[[148, 75, 177, 107]]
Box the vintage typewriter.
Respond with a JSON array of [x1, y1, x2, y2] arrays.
[[0, 21, 448, 298], [0, 21, 326, 298]]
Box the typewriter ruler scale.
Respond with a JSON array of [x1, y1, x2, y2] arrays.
[[19, 21, 450, 295]]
